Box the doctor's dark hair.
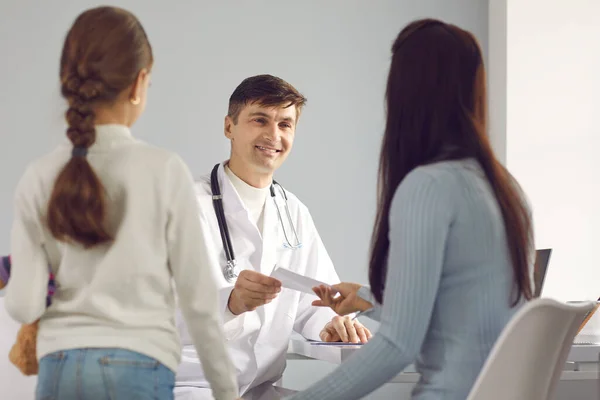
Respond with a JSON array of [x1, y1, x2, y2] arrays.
[[368, 19, 533, 306], [47, 6, 153, 248], [227, 74, 307, 123]]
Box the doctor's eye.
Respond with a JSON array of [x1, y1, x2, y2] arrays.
[[253, 118, 267, 125], [279, 122, 292, 129]]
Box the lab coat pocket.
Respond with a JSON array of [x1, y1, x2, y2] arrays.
[[275, 247, 296, 271]]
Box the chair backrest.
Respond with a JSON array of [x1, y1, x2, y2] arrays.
[[466, 298, 596, 400]]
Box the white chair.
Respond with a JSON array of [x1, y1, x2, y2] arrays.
[[466, 298, 596, 400]]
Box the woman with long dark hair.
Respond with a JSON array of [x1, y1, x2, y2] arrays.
[[288, 18, 533, 400]]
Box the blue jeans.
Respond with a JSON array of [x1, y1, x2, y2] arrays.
[[36, 348, 175, 400]]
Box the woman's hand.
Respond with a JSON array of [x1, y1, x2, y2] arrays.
[[312, 282, 373, 316]]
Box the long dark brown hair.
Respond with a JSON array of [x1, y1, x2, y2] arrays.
[[368, 19, 533, 306], [47, 6, 153, 247]]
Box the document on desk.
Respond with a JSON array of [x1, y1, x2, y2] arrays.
[[573, 298, 600, 345], [309, 341, 365, 347], [270, 266, 335, 295]]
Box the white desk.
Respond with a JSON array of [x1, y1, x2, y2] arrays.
[[286, 339, 599, 397]]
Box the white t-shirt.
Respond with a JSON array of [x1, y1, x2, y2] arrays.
[[224, 165, 269, 232]]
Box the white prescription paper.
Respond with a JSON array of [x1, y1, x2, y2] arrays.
[[270, 266, 334, 295]]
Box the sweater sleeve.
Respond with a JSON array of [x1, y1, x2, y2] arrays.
[[5, 165, 50, 324], [165, 155, 238, 400], [287, 168, 454, 400], [357, 285, 382, 321]]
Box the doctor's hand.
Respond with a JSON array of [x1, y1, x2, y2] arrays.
[[227, 270, 282, 315], [312, 283, 373, 316], [320, 316, 372, 343]]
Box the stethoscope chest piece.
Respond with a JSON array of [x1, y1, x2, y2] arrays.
[[223, 260, 239, 283]]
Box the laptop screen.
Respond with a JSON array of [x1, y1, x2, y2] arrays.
[[533, 248, 552, 297]]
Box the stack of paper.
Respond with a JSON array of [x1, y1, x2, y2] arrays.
[[574, 301, 600, 345]]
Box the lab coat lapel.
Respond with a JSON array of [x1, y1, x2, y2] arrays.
[[219, 163, 262, 243], [253, 193, 280, 377], [218, 162, 245, 216], [219, 163, 268, 275], [259, 195, 278, 276]]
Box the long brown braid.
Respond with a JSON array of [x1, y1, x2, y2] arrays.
[[47, 6, 153, 247]]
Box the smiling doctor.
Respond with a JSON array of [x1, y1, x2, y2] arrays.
[[174, 75, 371, 400]]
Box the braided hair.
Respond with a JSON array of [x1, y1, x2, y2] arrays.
[[47, 6, 153, 247]]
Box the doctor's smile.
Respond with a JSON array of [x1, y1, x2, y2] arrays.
[[255, 144, 282, 156]]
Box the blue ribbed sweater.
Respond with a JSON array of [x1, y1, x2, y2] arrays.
[[288, 159, 529, 400]]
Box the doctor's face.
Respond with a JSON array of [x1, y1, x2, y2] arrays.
[[225, 103, 297, 175]]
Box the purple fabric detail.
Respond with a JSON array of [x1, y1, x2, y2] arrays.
[[0, 256, 10, 284], [1, 254, 55, 306]]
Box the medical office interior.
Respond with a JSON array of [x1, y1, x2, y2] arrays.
[[0, 0, 599, 399]]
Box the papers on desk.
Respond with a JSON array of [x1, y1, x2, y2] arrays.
[[309, 341, 365, 347], [270, 266, 335, 295], [574, 300, 600, 345]]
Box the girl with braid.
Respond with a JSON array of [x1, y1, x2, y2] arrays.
[[4, 6, 239, 400]]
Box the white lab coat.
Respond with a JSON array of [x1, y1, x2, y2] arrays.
[[175, 162, 339, 399]]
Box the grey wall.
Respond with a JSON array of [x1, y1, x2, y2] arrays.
[[0, 1, 488, 398], [488, 0, 507, 164]]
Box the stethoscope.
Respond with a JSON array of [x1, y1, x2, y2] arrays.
[[210, 164, 302, 283]]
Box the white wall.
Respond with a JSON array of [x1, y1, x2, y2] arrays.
[[0, 1, 488, 398], [505, 0, 600, 302]]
